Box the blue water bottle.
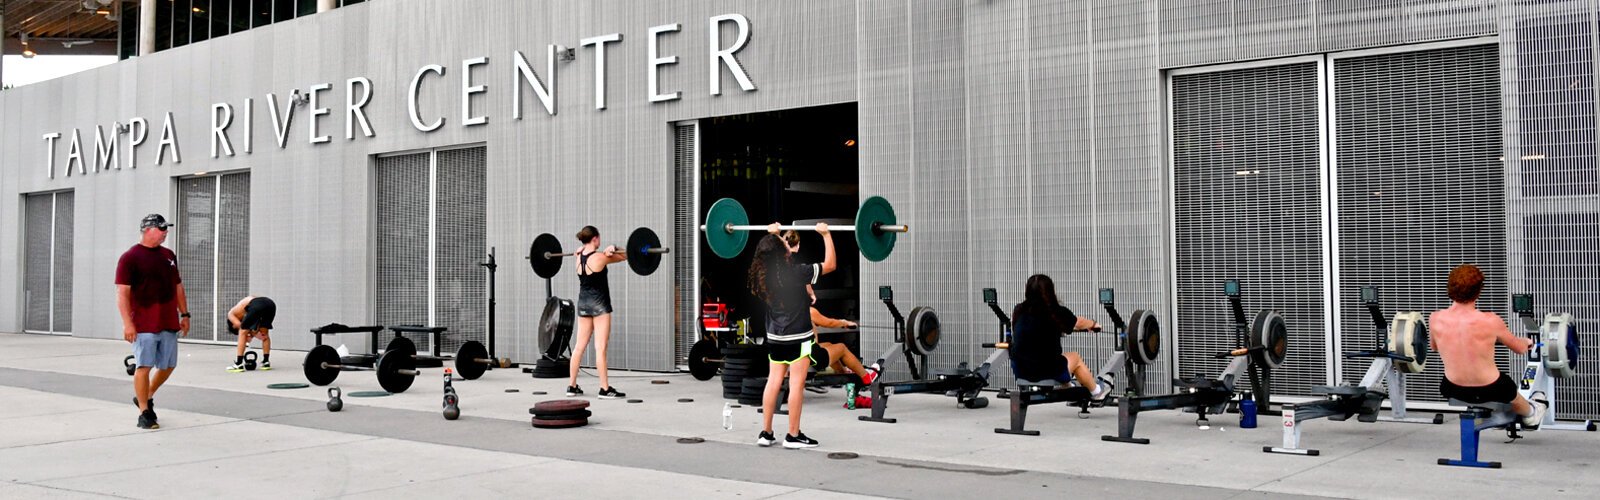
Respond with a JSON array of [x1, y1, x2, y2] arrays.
[[1239, 392, 1258, 429]]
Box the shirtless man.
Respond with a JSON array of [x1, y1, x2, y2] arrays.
[[1429, 264, 1547, 428]]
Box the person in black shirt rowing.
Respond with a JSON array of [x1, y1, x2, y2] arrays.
[[1010, 274, 1113, 400], [749, 222, 836, 448]]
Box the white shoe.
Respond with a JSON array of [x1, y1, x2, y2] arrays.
[[1091, 376, 1115, 401], [1523, 397, 1548, 429], [225, 362, 246, 373]]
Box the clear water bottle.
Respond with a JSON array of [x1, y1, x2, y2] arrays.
[[1239, 392, 1258, 429], [722, 402, 734, 430]]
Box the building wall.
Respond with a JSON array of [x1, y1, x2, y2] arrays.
[[1, 1, 1596, 413]]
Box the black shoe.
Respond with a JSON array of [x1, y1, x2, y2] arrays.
[[598, 387, 626, 399], [565, 385, 583, 397], [756, 431, 776, 447], [783, 432, 819, 449], [133, 397, 156, 422], [137, 410, 159, 430]]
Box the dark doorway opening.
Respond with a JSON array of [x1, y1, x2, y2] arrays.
[[698, 103, 860, 347]]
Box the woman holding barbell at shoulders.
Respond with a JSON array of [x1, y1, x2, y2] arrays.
[[750, 222, 835, 448], [567, 225, 628, 399], [1011, 274, 1114, 400]]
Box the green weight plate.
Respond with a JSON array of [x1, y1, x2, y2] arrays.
[[626, 227, 665, 276], [703, 198, 750, 259], [347, 390, 392, 398], [455, 341, 489, 380], [854, 195, 899, 262], [529, 233, 564, 279], [304, 344, 342, 386], [267, 383, 311, 390]]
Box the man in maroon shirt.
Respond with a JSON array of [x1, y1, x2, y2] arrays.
[[117, 214, 190, 430]]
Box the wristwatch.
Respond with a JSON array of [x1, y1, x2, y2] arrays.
[[180, 312, 192, 319]]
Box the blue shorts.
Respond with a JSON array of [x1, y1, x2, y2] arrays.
[[132, 331, 179, 370]]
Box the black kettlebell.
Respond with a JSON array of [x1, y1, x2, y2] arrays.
[[327, 387, 344, 412], [124, 355, 137, 376], [243, 351, 259, 371], [443, 393, 460, 420]]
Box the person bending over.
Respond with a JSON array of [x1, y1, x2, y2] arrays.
[[1010, 274, 1112, 400], [225, 295, 276, 372], [1430, 264, 1547, 428]]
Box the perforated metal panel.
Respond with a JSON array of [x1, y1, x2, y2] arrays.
[[375, 147, 487, 355], [1507, 2, 1600, 421], [375, 152, 431, 353], [178, 177, 218, 341], [435, 146, 488, 355], [52, 192, 74, 333], [674, 122, 698, 366], [1172, 62, 1325, 397], [23, 193, 54, 333], [218, 173, 252, 338], [1334, 44, 1504, 403]]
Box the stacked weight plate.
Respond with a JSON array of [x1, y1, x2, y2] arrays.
[[530, 399, 591, 428], [530, 356, 567, 378], [719, 344, 765, 399]]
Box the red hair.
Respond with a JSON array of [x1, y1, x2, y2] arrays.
[[1447, 264, 1484, 303]]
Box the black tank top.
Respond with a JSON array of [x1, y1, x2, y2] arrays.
[[578, 251, 610, 294]]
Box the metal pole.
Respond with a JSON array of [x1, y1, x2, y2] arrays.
[[139, 0, 155, 56], [1, 2, 7, 88]]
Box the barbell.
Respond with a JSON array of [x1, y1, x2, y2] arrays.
[[385, 336, 499, 381], [527, 227, 671, 279], [700, 196, 907, 262], [303, 344, 423, 394]]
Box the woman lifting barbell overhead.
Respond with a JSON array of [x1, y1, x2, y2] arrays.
[[750, 222, 836, 449], [1011, 274, 1114, 400], [566, 226, 628, 400]]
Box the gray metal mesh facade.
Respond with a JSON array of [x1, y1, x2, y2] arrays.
[[23, 193, 58, 333], [1505, 1, 1600, 420], [434, 146, 488, 355], [674, 123, 698, 366], [375, 147, 486, 355], [52, 192, 73, 334], [1172, 62, 1325, 397], [375, 152, 432, 354], [218, 173, 252, 340], [178, 177, 218, 341], [1334, 44, 1505, 404]]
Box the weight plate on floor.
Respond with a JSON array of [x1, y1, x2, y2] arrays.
[[532, 418, 589, 428], [532, 409, 593, 419], [689, 338, 720, 381], [533, 399, 591, 413], [267, 382, 310, 390], [303, 344, 342, 386], [454, 341, 489, 380], [375, 350, 418, 393]]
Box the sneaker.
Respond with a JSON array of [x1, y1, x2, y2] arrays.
[[259, 361, 272, 371], [860, 368, 879, 387], [132, 397, 156, 421], [598, 387, 625, 399], [756, 431, 777, 447], [783, 432, 819, 449], [137, 410, 159, 430], [805, 386, 828, 395], [1091, 376, 1115, 401], [1523, 397, 1549, 429], [226, 362, 246, 373], [565, 385, 584, 397]]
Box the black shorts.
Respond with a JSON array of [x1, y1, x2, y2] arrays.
[[1439, 373, 1518, 405], [575, 288, 613, 317], [235, 297, 276, 333]]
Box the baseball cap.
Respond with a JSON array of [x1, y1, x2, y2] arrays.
[[140, 214, 173, 230]]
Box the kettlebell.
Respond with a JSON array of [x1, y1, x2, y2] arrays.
[[124, 355, 137, 376], [327, 387, 344, 412], [243, 351, 259, 371], [442, 368, 460, 420]]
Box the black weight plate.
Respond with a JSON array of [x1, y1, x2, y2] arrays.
[[1250, 310, 1289, 370], [533, 399, 591, 413], [304, 344, 342, 386], [1128, 309, 1161, 366], [626, 227, 665, 276], [529, 233, 564, 279], [532, 418, 589, 428], [689, 338, 720, 381], [455, 341, 489, 380], [375, 350, 418, 393], [906, 306, 942, 356], [539, 297, 576, 357], [386, 336, 418, 357], [531, 408, 594, 419]]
